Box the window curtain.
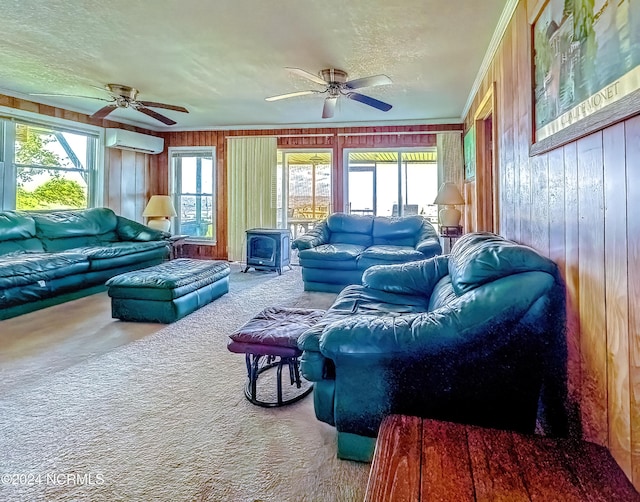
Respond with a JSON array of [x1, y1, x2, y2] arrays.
[[227, 136, 277, 262], [436, 132, 464, 188]]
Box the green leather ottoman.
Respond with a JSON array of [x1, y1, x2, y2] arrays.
[[106, 258, 230, 323]]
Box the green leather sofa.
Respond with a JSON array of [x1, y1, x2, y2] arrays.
[[297, 232, 568, 461], [291, 213, 442, 292], [0, 207, 170, 320]]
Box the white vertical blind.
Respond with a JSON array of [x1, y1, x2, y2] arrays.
[[227, 137, 277, 261], [436, 132, 464, 189]]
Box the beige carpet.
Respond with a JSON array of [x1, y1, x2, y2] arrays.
[[0, 267, 370, 501]]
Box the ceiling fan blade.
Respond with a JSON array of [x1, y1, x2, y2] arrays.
[[322, 97, 337, 119], [345, 74, 392, 90], [29, 92, 112, 102], [137, 101, 189, 113], [346, 92, 393, 112], [285, 67, 328, 86], [265, 90, 318, 101], [90, 104, 118, 120], [134, 105, 177, 125]]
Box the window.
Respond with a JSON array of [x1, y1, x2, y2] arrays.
[[344, 149, 438, 226], [170, 148, 216, 242], [0, 115, 102, 210]]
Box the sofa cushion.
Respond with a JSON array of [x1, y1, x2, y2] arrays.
[[327, 213, 374, 234], [0, 211, 45, 256], [33, 208, 119, 251], [0, 211, 36, 242], [70, 241, 169, 271], [0, 252, 89, 289], [448, 232, 558, 295], [298, 243, 365, 264], [327, 213, 374, 247], [0, 238, 45, 256], [298, 284, 430, 353], [358, 245, 426, 270], [372, 216, 424, 246]]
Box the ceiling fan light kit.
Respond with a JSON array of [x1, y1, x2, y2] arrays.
[[266, 67, 393, 119]]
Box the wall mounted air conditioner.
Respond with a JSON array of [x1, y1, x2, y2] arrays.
[[105, 128, 164, 154]]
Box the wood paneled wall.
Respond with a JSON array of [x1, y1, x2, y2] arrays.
[[464, 0, 640, 488], [156, 125, 458, 260], [0, 94, 160, 220]]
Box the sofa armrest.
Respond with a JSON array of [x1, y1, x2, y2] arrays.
[[362, 255, 449, 297], [415, 235, 442, 257], [414, 221, 442, 257], [291, 220, 330, 250], [116, 216, 169, 242]]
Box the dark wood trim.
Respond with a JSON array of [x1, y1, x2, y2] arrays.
[[531, 90, 640, 156]]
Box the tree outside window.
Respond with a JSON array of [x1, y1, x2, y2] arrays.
[[15, 123, 90, 210]]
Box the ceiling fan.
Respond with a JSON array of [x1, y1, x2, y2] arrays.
[[266, 68, 393, 119], [30, 84, 189, 125]]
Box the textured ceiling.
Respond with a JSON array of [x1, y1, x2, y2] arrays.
[[0, 0, 510, 131]]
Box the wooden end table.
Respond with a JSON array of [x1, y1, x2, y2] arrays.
[[365, 415, 638, 501], [167, 234, 188, 260]]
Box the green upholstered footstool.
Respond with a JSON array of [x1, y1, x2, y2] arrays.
[[106, 258, 230, 323]]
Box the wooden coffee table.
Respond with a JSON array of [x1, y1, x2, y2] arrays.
[[365, 415, 639, 501]]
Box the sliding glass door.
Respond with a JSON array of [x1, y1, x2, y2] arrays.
[[344, 149, 438, 225], [276, 150, 332, 238]]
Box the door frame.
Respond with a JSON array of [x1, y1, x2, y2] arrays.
[[473, 83, 498, 233]]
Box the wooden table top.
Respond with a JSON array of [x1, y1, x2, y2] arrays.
[[365, 415, 639, 501]]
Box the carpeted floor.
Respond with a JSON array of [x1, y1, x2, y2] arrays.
[[0, 266, 370, 501]]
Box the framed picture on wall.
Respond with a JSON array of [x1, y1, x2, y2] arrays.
[[464, 125, 476, 181], [531, 0, 640, 155]]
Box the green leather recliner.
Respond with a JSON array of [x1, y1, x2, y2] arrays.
[[0, 207, 170, 320], [297, 232, 568, 461]]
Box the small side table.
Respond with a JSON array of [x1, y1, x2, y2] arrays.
[[440, 225, 463, 253], [167, 234, 188, 260]]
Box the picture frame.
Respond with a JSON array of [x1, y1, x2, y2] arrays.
[[463, 125, 476, 180], [530, 0, 640, 155]]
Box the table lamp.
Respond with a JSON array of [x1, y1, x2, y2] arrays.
[[433, 182, 465, 227], [143, 195, 177, 232]]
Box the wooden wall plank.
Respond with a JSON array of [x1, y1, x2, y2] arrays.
[[626, 115, 640, 486], [576, 132, 607, 446], [107, 149, 122, 214], [499, 17, 515, 240], [515, 2, 530, 245], [547, 147, 564, 268], [134, 152, 147, 220], [563, 142, 582, 436], [603, 121, 631, 478], [119, 149, 137, 220], [530, 152, 549, 255]]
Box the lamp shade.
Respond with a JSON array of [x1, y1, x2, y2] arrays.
[[433, 182, 465, 227], [433, 182, 465, 206], [143, 195, 177, 232]]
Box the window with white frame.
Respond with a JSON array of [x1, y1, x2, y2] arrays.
[[170, 148, 216, 242], [0, 116, 102, 210]]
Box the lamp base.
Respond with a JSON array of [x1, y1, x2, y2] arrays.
[[439, 206, 461, 227], [147, 217, 171, 232]]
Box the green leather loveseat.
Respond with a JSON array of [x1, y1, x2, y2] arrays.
[[0, 207, 170, 320], [297, 232, 567, 461], [291, 213, 442, 292]]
